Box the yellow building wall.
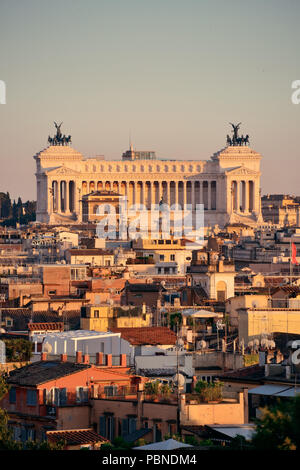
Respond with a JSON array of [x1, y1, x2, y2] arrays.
[[180, 392, 245, 426], [80, 306, 151, 331], [239, 309, 300, 343]]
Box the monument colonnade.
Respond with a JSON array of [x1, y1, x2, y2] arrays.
[[47, 176, 257, 218]]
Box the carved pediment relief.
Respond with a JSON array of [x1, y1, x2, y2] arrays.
[[225, 166, 259, 177], [46, 165, 80, 176]]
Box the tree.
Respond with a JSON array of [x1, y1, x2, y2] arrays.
[[251, 396, 300, 450], [3, 339, 33, 362]]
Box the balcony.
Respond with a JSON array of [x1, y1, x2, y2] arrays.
[[93, 385, 138, 400]]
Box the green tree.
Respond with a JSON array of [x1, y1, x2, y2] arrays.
[[251, 396, 300, 450], [3, 339, 33, 362]]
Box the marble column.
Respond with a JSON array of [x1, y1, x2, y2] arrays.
[[191, 181, 195, 210], [167, 182, 171, 206], [236, 181, 240, 212], [245, 181, 249, 213], [207, 181, 211, 211], [175, 182, 179, 206], [65, 181, 70, 213], [183, 181, 187, 208], [57, 180, 61, 213]]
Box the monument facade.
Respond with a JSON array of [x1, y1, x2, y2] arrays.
[[34, 124, 263, 228]]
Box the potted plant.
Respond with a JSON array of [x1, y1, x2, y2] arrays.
[[144, 380, 160, 401], [160, 383, 172, 402], [194, 380, 223, 403]]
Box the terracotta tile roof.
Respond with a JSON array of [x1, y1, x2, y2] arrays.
[[27, 322, 64, 331], [125, 283, 165, 292], [217, 364, 265, 382], [47, 429, 107, 445], [274, 286, 300, 294], [110, 327, 176, 346], [68, 249, 113, 256], [7, 361, 91, 386]]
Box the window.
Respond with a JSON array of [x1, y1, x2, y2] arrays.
[[100, 415, 115, 440], [46, 388, 67, 406], [12, 426, 21, 441], [105, 260, 111, 266], [9, 387, 16, 404], [76, 387, 89, 403], [104, 386, 118, 397], [94, 310, 99, 318], [160, 255, 165, 261], [121, 417, 136, 436], [26, 390, 37, 406], [170, 254, 175, 261], [26, 427, 36, 441], [153, 423, 162, 442]]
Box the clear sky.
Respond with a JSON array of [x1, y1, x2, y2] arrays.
[[0, 0, 300, 201]]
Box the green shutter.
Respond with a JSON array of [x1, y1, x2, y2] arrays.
[[99, 416, 106, 437]]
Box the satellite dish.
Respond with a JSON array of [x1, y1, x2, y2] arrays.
[[260, 338, 268, 349], [172, 373, 185, 388], [197, 340, 207, 350], [43, 342, 52, 353]]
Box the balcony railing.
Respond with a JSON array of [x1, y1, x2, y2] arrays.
[[93, 385, 138, 399]]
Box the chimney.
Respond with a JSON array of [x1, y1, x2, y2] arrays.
[[83, 354, 90, 364], [41, 352, 47, 361], [106, 354, 112, 367], [192, 375, 197, 392], [96, 352, 103, 366], [61, 354, 67, 362], [120, 354, 127, 367], [76, 351, 82, 363]]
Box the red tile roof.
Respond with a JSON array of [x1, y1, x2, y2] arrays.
[[68, 249, 113, 255], [46, 429, 107, 445], [110, 327, 177, 346], [27, 322, 64, 331]]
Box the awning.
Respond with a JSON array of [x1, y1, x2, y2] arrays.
[[181, 309, 222, 318], [248, 385, 292, 396], [133, 438, 193, 450], [209, 425, 256, 441], [275, 387, 300, 397]]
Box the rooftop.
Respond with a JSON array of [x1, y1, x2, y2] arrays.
[[42, 329, 122, 340], [7, 360, 91, 386], [46, 428, 107, 445], [109, 327, 177, 346]]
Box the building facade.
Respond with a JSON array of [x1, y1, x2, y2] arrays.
[[34, 142, 263, 229]]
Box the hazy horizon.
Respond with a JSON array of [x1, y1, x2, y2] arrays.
[[1, 0, 300, 201]]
